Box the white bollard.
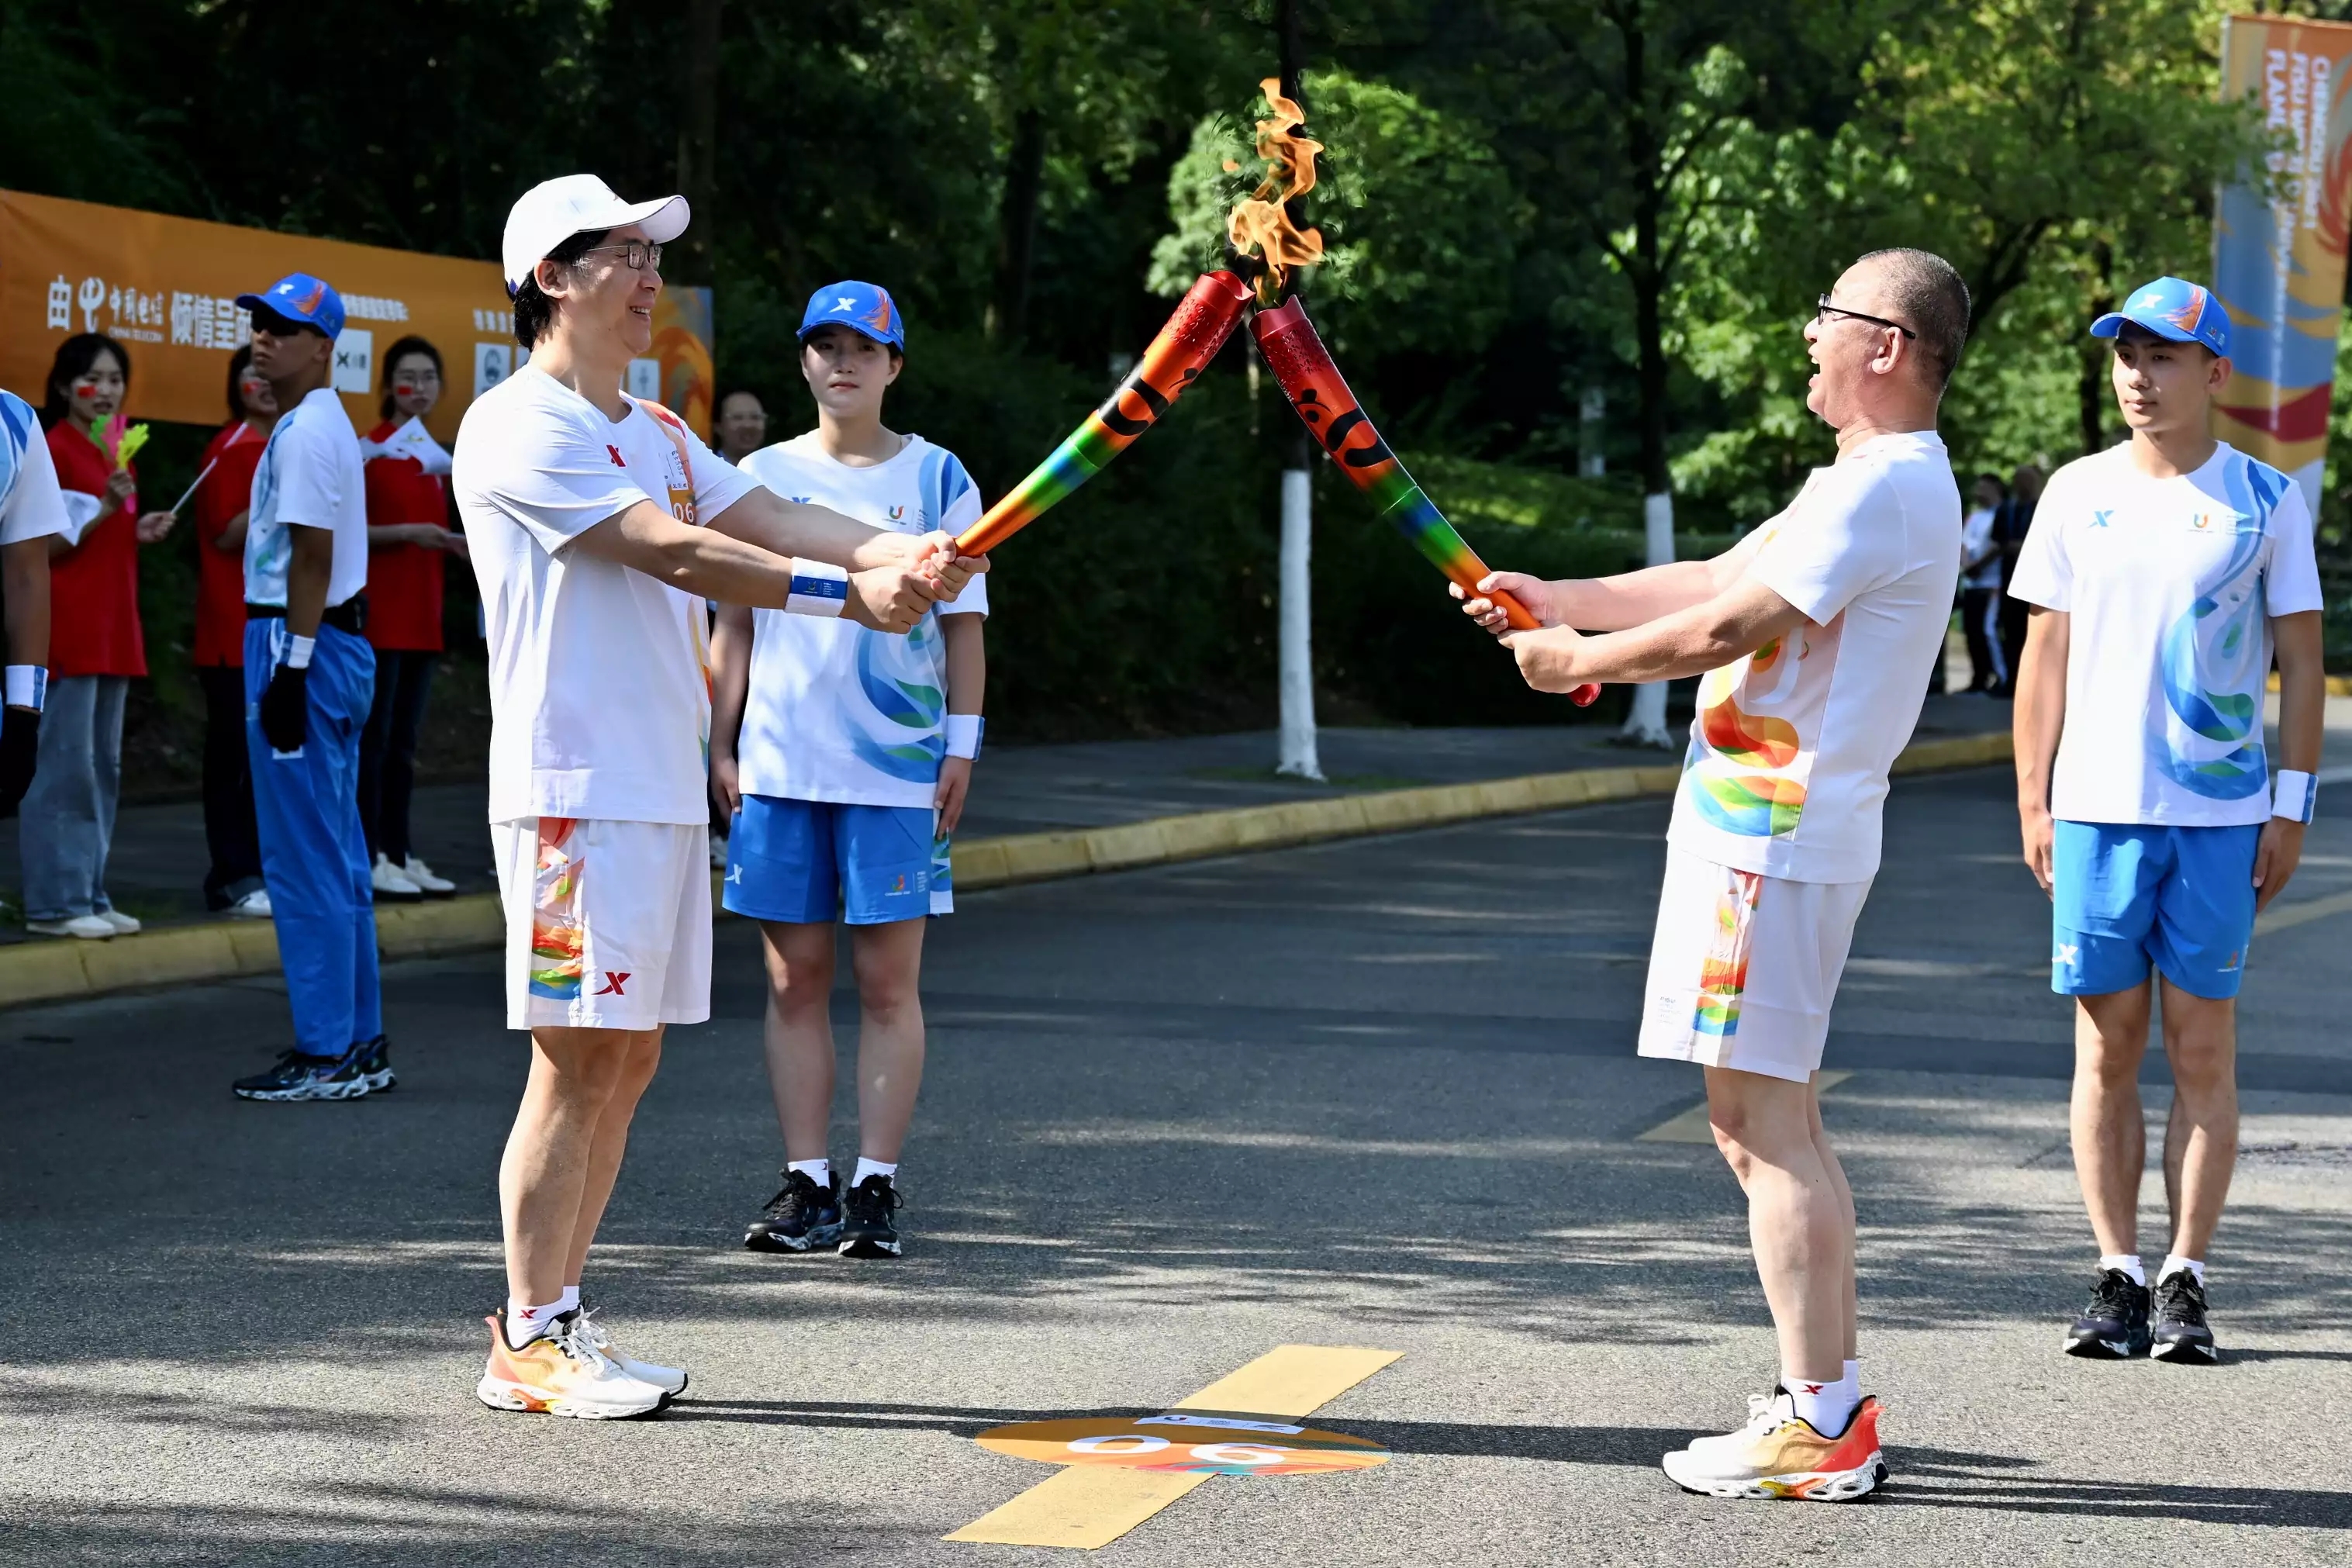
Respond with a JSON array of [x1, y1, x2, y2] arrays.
[[1621, 489, 1677, 748], [1277, 464, 1324, 780]]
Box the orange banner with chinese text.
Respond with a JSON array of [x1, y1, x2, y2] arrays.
[[0, 189, 714, 441]]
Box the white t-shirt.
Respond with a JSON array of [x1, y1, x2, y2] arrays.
[[245, 386, 369, 608], [1960, 505, 2001, 589], [1667, 430, 1962, 884], [0, 392, 71, 547], [454, 369, 757, 825], [734, 433, 988, 809], [2009, 440, 2323, 825]]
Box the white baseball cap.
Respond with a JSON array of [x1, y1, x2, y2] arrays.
[[501, 174, 690, 294]]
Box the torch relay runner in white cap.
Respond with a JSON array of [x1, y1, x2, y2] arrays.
[[457, 174, 983, 1418], [1458, 248, 1971, 1501]]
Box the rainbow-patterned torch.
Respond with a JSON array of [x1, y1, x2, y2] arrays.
[[1251, 298, 1599, 706], [957, 270, 1254, 555]]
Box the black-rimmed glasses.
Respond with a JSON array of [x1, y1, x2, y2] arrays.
[[581, 240, 665, 272], [1815, 294, 1916, 339]]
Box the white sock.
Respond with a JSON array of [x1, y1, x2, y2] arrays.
[[789, 1158, 832, 1190], [1843, 1358, 1860, 1389], [556, 1284, 580, 1319], [851, 1156, 897, 1188], [506, 1296, 565, 1348], [2158, 1254, 2205, 1287], [2099, 1252, 2147, 1287], [1783, 1369, 1860, 1435]]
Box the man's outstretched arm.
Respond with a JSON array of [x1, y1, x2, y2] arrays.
[[1497, 575, 1809, 694], [569, 499, 938, 632], [1455, 527, 1772, 632], [704, 486, 984, 599]]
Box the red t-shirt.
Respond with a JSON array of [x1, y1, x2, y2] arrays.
[[191, 420, 269, 668], [44, 420, 146, 678], [362, 420, 449, 652]]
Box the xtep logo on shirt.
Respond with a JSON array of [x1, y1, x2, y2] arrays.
[[789, 496, 810, 505], [2091, 510, 2113, 528], [607, 446, 626, 468], [595, 972, 630, 996]]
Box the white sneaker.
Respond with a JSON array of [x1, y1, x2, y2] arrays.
[[475, 1310, 666, 1419], [371, 854, 423, 900], [226, 888, 273, 919], [96, 908, 140, 934], [399, 855, 455, 896], [575, 1301, 688, 1397], [27, 914, 116, 940]]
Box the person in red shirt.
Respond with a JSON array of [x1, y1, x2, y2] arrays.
[[189, 346, 279, 919], [22, 334, 178, 940], [359, 336, 466, 898]]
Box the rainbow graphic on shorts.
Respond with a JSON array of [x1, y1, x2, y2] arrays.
[[1694, 869, 1765, 1038], [529, 817, 585, 1001]]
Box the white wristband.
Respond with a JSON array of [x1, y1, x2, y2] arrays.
[[945, 714, 983, 759], [786, 560, 850, 617], [4, 665, 47, 711], [283, 634, 316, 671], [2274, 768, 2317, 824]]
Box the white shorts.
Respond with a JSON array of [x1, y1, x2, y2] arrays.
[[1636, 848, 1871, 1083], [492, 817, 712, 1033]]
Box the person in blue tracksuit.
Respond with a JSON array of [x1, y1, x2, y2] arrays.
[[226, 275, 390, 1103]]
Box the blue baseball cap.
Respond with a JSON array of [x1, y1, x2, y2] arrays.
[[236, 272, 345, 340], [799, 281, 904, 351], [2091, 276, 2230, 358]]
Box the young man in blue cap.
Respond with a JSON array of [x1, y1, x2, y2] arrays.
[[711, 281, 989, 1261], [2012, 276, 2326, 1363], [227, 275, 389, 1103]]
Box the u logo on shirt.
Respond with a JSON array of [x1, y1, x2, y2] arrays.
[[2184, 509, 2241, 536]]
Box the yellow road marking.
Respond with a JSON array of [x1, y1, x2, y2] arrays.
[[1637, 1070, 1853, 1144], [2254, 887, 2352, 938], [945, 1345, 1402, 1549], [945, 1467, 1214, 1550]]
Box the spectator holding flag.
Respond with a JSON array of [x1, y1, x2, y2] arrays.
[[190, 346, 279, 920], [359, 335, 466, 900], [22, 334, 177, 940]]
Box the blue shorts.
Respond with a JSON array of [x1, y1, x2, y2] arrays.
[[2052, 821, 2260, 1000], [723, 796, 952, 925]]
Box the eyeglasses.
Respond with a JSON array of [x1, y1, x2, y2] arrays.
[[579, 240, 664, 272], [1816, 295, 1916, 340]]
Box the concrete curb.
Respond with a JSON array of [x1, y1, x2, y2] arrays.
[[0, 728, 2015, 1010]]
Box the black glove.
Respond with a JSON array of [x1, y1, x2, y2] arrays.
[[0, 706, 39, 816], [260, 663, 309, 754]]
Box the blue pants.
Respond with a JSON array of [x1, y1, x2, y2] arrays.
[[2052, 820, 2260, 1001], [246, 619, 382, 1054]]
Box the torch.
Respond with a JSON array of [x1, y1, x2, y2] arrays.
[[956, 270, 1252, 555], [1251, 299, 1600, 706]]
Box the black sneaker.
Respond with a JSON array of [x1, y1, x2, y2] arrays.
[[744, 1170, 842, 1253], [2063, 1268, 2152, 1359], [838, 1175, 903, 1259], [354, 1035, 395, 1093], [2150, 1269, 2219, 1363], [233, 1047, 371, 1102]]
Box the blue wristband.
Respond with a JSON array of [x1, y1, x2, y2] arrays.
[[787, 561, 850, 617]]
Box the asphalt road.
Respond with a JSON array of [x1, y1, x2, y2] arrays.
[[5, 762, 2350, 1564]]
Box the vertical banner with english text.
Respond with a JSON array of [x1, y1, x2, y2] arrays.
[[2212, 15, 2352, 513], [0, 189, 715, 442]]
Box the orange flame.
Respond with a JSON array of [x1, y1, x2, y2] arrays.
[[1228, 76, 1326, 305]]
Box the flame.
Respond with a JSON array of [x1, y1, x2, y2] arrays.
[[1228, 76, 1325, 305]]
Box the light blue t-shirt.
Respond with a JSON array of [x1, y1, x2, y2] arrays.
[[733, 433, 989, 810], [245, 386, 369, 609], [2011, 441, 2324, 824]]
